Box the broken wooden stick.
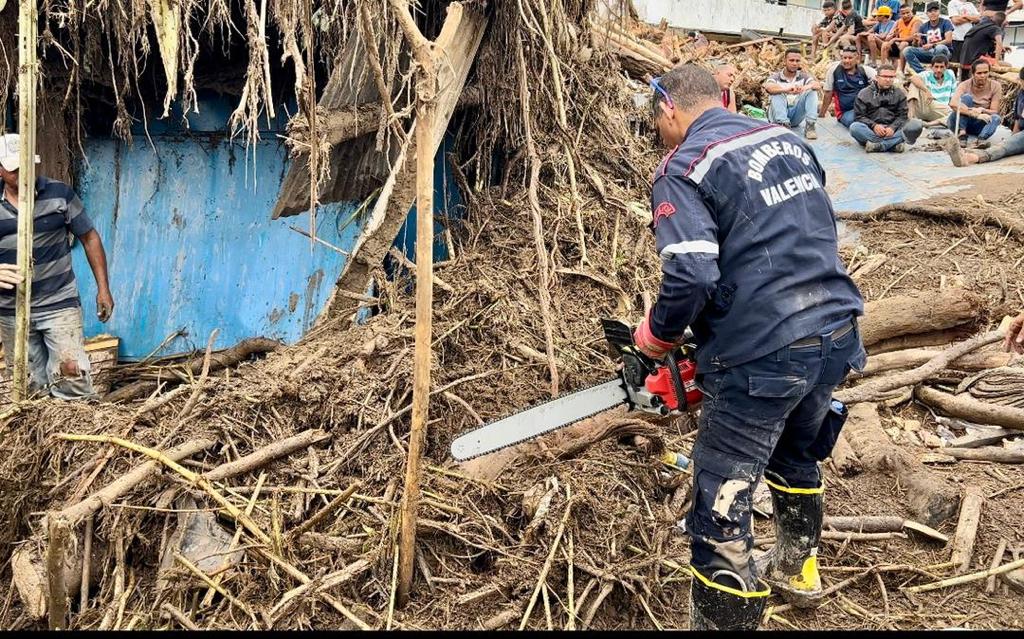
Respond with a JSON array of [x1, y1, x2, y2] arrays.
[[823, 515, 948, 543], [835, 331, 1003, 405], [287, 480, 360, 539], [915, 386, 1024, 432], [56, 438, 217, 525], [868, 326, 975, 355], [986, 540, 1008, 594], [46, 515, 70, 630], [951, 486, 985, 573], [205, 429, 331, 481], [903, 557, 1024, 593]]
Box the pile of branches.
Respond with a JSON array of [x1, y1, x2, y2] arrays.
[[0, 0, 686, 630]]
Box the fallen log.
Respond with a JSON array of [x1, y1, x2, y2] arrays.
[[852, 347, 1016, 379], [103, 337, 281, 404], [835, 331, 1003, 405], [987, 540, 1008, 594], [838, 203, 1024, 237], [868, 326, 975, 355], [950, 486, 985, 574], [842, 403, 959, 526], [942, 447, 1024, 463], [860, 289, 979, 348], [915, 386, 1024, 432]]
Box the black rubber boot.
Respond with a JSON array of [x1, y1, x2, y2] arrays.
[[759, 473, 824, 608], [689, 569, 769, 630]]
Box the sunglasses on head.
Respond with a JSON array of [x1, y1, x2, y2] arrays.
[[650, 76, 675, 110]]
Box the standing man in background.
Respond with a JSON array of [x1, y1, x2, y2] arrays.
[[0, 133, 114, 400], [949, 0, 982, 62], [713, 63, 739, 113]]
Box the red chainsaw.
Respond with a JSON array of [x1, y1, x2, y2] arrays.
[[450, 319, 701, 461]]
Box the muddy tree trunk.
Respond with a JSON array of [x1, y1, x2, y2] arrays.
[[860, 289, 979, 348]]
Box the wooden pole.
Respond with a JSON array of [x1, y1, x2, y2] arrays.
[[391, 0, 438, 608], [13, 0, 38, 401]]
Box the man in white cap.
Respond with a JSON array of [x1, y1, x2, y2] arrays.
[[0, 133, 114, 399]]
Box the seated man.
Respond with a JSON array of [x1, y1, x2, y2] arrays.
[[903, 2, 955, 73], [907, 54, 956, 125], [866, 5, 897, 66], [942, 128, 1024, 165], [889, 4, 922, 72], [850, 63, 924, 152], [764, 48, 822, 139], [948, 59, 1003, 142], [812, 1, 843, 57], [826, 0, 868, 55], [821, 46, 877, 127], [713, 62, 738, 113]]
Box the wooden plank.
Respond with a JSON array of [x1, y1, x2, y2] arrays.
[[323, 3, 488, 321], [271, 34, 387, 220], [13, 0, 39, 401]]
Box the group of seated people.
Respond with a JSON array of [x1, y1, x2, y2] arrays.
[[811, 0, 1015, 75], [710, 0, 1024, 166]]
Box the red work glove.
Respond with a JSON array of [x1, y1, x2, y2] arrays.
[[633, 310, 678, 360]]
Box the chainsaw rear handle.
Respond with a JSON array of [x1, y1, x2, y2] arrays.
[[600, 318, 701, 415]]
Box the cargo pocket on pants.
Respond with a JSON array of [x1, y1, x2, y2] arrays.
[[748, 375, 808, 398]]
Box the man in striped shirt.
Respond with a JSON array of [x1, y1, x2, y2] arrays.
[[0, 133, 113, 399], [906, 54, 957, 124]]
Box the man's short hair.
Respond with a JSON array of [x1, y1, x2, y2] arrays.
[[932, 54, 949, 65], [926, 1, 940, 10], [654, 64, 722, 114], [823, 0, 835, 8], [972, 58, 991, 72], [785, 47, 802, 57], [994, 11, 1007, 25], [877, 63, 896, 73], [841, 0, 852, 9]]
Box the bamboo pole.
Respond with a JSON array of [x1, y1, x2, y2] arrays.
[[391, 0, 438, 608], [13, 0, 39, 401]]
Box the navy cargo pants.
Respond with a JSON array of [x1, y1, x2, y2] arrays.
[[685, 319, 867, 589]]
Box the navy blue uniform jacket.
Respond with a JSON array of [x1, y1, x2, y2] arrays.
[[648, 108, 864, 372]]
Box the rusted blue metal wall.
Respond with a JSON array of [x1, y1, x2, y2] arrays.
[[70, 94, 461, 360]]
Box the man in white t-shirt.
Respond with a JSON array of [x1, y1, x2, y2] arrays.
[[949, 0, 982, 63]]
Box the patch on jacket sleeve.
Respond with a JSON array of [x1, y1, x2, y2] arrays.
[[653, 201, 677, 227]]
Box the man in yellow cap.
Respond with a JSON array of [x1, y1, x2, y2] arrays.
[[866, 5, 897, 66]]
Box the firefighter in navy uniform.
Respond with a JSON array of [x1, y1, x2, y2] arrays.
[[635, 65, 867, 630]]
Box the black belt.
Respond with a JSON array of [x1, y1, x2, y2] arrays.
[[791, 320, 855, 349]]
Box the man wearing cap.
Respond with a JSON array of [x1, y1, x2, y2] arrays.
[[865, 5, 898, 66], [643, 64, 865, 630], [0, 133, 114, 399], [904, 3, 955, 73]]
